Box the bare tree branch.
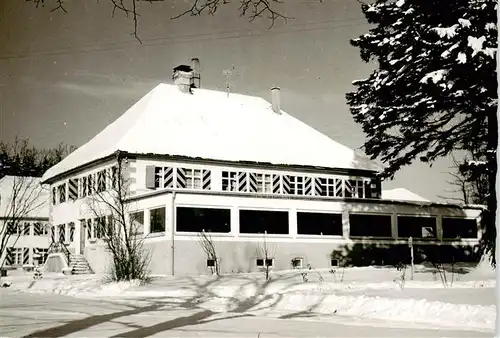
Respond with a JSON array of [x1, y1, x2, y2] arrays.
[[198, 230, 219, 275], [86, 159, 150, 281], [28, 0, 300, 42]]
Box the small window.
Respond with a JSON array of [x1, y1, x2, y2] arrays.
[[291, 257, 303, 269], [222, 171, 238, 191], [256, 258, 273, 267], [150, 207, 166, 233], [130, 211, 145, 235], [207, 259, 216, 267], [330, 259, 339, 267], [256, 173, 273, 193]]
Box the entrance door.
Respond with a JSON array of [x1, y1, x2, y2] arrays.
[[80, 220, 86, 255]]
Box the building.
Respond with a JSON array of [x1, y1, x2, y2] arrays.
[[40, 59, 483, 275], [0, 175, 50, 269]]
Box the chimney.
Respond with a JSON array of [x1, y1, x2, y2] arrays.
[[172, 64, 194, 94], [191, 57, 201, 89], [271, 87, 281, 114]]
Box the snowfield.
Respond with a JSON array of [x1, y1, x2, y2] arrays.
[[3, 262, 495, 333]]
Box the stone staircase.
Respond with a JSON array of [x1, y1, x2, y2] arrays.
[[69, 254, 94, 274]]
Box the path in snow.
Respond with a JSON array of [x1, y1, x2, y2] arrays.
[[0, 290, 492, 337]]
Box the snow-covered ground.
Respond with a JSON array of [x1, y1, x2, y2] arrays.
[[2, 261, 496, 334]]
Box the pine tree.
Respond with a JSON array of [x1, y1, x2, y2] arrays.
[[346, 0, 497, 263]]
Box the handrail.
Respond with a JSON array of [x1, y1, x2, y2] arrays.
[[47, 239, 71, 265]]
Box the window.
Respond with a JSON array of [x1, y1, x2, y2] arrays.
[[6, 248, 24, 266], [130, 211, 145, 235], [323, 178, 335, 197], [365, 179, 381, 199], [58, 184, 66, 203], [398, 216, 437, 238], [256, 258, 274, 267], [256, 174, 273, 193], [185, 169, 202, 189], [33, 222, 48, 236], [290, 176, 304, 195], [12, 248, 23, 266], [222, 171, 238, 191], [176, 207, 230, 233], [34, 248, 49, 264], [349, 180, 365, 198], [297, 212, 343, 236], [150, 207, 166, 233], [349, 214, 392, 237], [291, 257, 303, 268], [239, 209, 289, 234], [154, 167, 162, 188], [330, 259, 339, 267], [442, 218, 478, 239]]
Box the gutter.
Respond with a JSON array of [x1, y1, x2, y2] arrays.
[[171, 191, 177, 276]]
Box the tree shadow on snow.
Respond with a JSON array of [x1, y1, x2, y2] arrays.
[[22, 273, 307, 337]]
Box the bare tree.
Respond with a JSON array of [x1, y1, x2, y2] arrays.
[[27, 0, 297, 42], [0, 176, 46, 271], [197, 230, 219, 275], [257, 231, 275, 282], [86, 157, 151, 282], [439, 152, 489, 206]]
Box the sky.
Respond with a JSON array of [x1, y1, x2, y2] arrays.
[[0, 0, 459, 201]]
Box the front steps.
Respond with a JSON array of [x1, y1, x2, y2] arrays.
[[69, 254, 94, 274]]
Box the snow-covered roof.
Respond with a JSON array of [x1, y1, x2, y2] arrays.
[[0, 175, 49, 219], [381, 188, 430, 202], [41, 83, 382, 183]]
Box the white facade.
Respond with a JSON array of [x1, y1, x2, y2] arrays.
[[48, 157, 482, 275]]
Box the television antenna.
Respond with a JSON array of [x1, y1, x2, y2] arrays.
[[222, 66, 235, 97]]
